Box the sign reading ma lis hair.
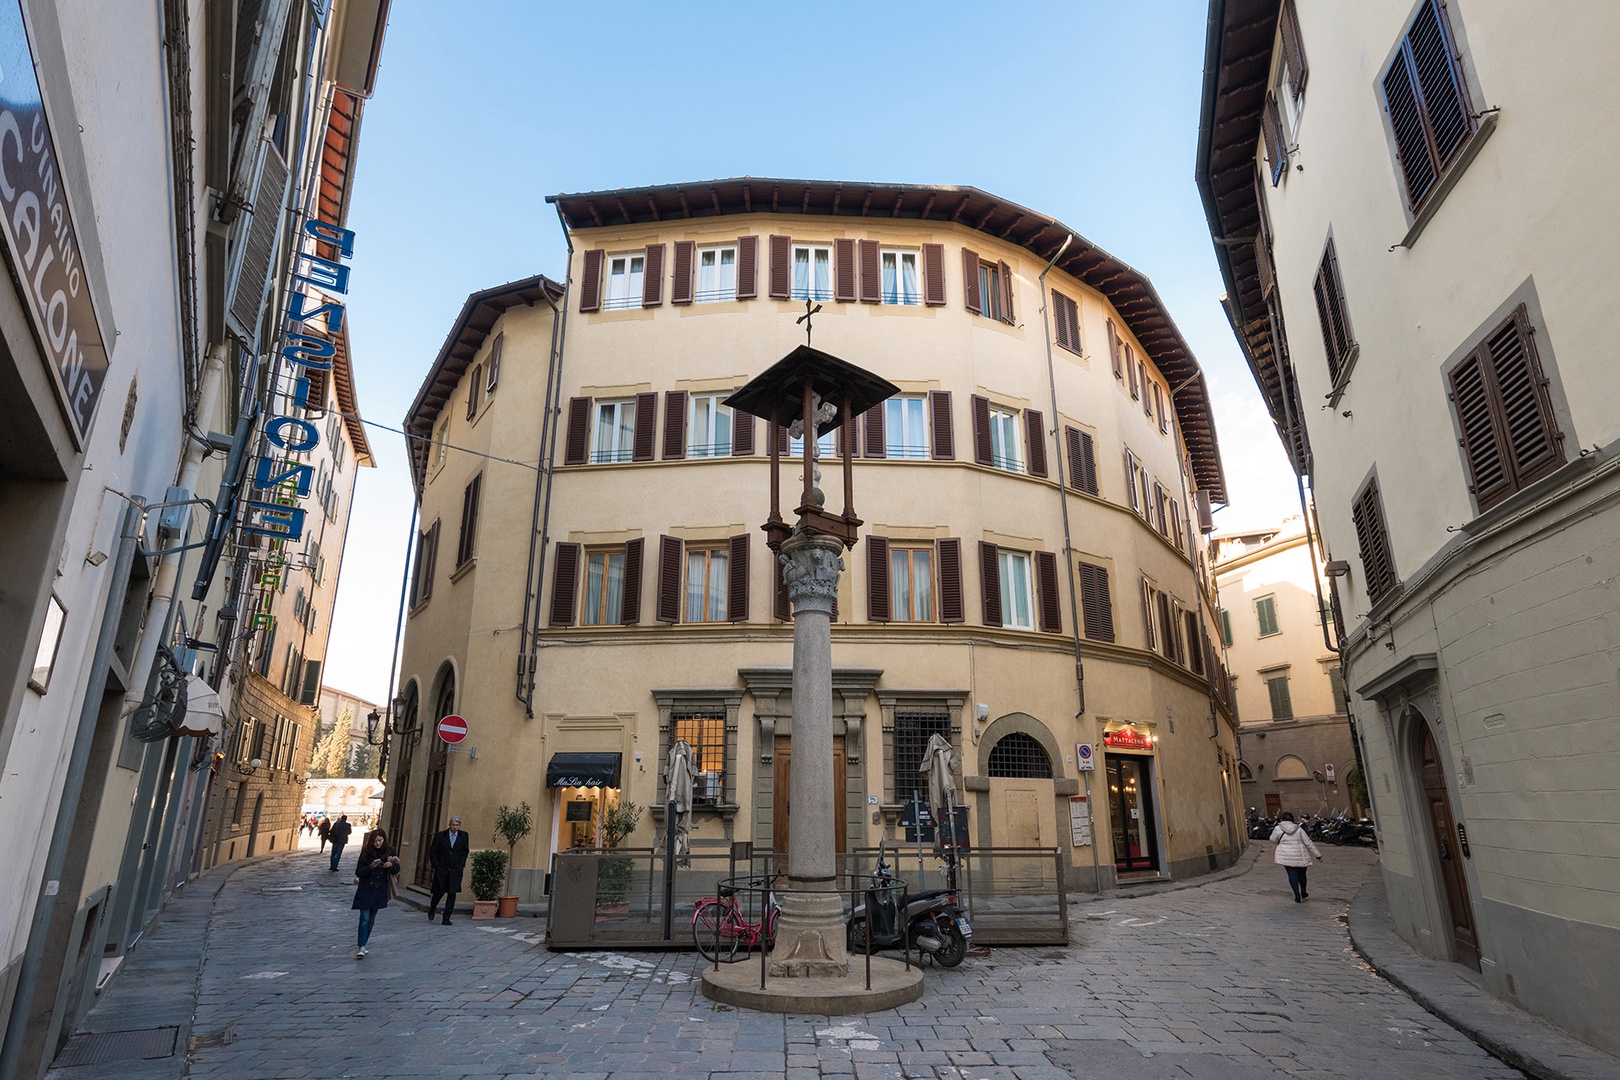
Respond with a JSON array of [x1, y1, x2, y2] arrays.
[[0, 2, 110, 441]]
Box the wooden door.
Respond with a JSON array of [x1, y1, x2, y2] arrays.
[[1264, 793, 1282, 817], [1420, 725, 1479, 970], [772, 735, 846, 856]]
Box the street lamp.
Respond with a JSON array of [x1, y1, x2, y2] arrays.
[[722, 345, 899, 983], [238, 757, 263, 776]]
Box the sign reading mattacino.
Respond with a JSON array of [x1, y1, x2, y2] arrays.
[[0, 2, 110, 440]]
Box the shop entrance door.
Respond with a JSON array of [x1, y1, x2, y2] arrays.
[[1106, 754, 1159, 873], [772, 735, 846, 857], [1420, 725, 1479, 970]]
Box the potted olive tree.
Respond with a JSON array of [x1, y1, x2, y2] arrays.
[[493, 802, 533, 917], [596, 800, 642, 910], [469, 848, 507, 920]]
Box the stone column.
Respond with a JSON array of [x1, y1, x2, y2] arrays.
[[768, 531, 849, 977]]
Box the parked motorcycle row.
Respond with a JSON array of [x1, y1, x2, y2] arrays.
[[1248, 808, 1378, 848]]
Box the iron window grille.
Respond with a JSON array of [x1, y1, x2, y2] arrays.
[[892, 711, 949, 807], [987, 732, 1053, 779], [671, 709, 728, 805]]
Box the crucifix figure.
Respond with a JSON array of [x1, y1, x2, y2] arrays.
[[796, 296, 823, 345]]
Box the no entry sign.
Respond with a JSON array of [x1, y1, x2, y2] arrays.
[[437, 715, 468, 744]]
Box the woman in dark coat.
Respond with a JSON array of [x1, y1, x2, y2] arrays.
[[351, 828, 399, 958]]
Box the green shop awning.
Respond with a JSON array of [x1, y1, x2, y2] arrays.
[[545, 752, 622, 789]]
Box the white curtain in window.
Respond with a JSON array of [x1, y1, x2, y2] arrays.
[[901, 253, 919, 303], [707, 551, 728, 620], [913, 548, 933, 619], [999, 552, 1031, 628], [686, 551, 706, 621], [890, 548, 910, 620], [881, 252, 898, 304], [792, 249, 810, 298]]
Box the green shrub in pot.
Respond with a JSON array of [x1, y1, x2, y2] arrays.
[[470, 848, 508, 903]]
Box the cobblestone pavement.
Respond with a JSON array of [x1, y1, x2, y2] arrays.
[[169, 847, 1521, 1080]]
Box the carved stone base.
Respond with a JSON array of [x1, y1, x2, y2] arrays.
[[767, 888, 849, 978]]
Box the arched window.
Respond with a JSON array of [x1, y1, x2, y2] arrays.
[[1275, 755, 1310, 780], [1238, 762, 1253, 781], [986, 732, 1053, 779]]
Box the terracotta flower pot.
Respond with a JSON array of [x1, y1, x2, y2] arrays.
[[496, 895, 519, 918], [471, 899, 498, 920]]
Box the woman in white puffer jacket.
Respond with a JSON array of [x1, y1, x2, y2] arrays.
[[1270, 812, 1323, 902]]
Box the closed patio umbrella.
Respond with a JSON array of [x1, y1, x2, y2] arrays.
[[667, 740, 698, 867], [920, 733, 959, 847]]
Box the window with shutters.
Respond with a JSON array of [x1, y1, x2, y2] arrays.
[[997, 550, 1034, 631], [591, 399, 637, 464], [1127, 344, 1140, 399], [792, 244, 833, 301], [581, 548, 628, 626], [1254, 595, 1279, 637], [1264, 670, 1294, 721], [456, 474, 481, 569], [880, 249, 921, 305], [890, 546, 934, 622], [486, 333, 503, 392], [1077, 561, 1114, 642], [1219, 608, 1233, 647], [977, 262, 1006, 322], [1380, 0, 1477, 213], [1124, 449, 1141, 512], [1272, 0, 1308, 140], [988, 407, 1020, 472], [1445, 305, 1566, 513], [696, 245, 737, 303], [1052, 291, 1082, 356], [688, 394, 733, 458], [1352, 474, 1400, 604], [1313, 238, 1357, 386], [1154, 483, 1170, 539], [1065, 426, 1099, 496], [685, 546, 729, 622], [884, 395, 929, 460], [466, 364, 483, 420], [604, 254, 645, 310]]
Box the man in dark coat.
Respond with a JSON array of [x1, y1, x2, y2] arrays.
[[327, 814, 352, 872], [427, 815, 469, 925]]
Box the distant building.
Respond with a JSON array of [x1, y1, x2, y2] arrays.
[[1212, 518, 1360, 818], [1197, 0, 1620, 1051], [317, 685, 382, 760]]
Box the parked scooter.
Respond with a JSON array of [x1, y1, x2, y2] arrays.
[[846, 841, 971, 967]]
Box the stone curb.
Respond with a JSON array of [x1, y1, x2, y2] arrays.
[[1073, 840, 1266, 904], [1346, 866, 1620, 1080]]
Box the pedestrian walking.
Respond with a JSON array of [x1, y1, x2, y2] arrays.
[[351, 828, 399, 958], [1270, 812, 1323, 902], [327, 814, 352, 872], [427, 814, 469, 925], [318, 816, 332, 852]]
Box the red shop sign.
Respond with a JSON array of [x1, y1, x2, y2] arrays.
[[1103, 726, 1153, 751]]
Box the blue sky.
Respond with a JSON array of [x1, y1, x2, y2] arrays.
[[322, 0, 1298, 703]]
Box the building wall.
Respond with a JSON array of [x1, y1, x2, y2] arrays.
[[1234, 0, 1620, 1051], [393, 207, 1242, 899]]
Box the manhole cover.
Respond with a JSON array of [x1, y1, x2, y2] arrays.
[[54, 1027, 177, 1067]]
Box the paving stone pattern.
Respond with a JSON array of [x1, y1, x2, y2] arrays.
[[124, 849, 1530, 1079]]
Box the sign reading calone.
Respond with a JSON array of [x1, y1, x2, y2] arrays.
[[0, 2, 111, 440]]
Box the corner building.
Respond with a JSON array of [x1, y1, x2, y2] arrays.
[[390, 180, 1240, 900]]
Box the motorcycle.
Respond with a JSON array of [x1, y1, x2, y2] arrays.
[[846, 841, 971, 967]]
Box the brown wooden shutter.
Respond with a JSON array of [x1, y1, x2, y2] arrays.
[[1384, 1, 1472, 208], [1024, 409, 1047, 478], [1449, 308, 1563, 510], [866, 536, 891, 622], [961, 248, 981, 314], [671, 240, 696, 305], [548, 542, 581, 626], [857, 239, 881, 303], [662, 390, 688, 460], [834, 238, 857, 302], [728, 534, 749, 622], [1255, 169, 1277, 300], [921, 243, 945, 306], [486, 334, 503, 391], [937, 538, 964, 623], [1185, 612, 1204, 674], [564, 396, 592, 465], [862, 404, 886, 459], [642, 244, 664, 306], [1261, 92, 1287, 185], [1107, 319, 1122, 378], [1127, 344, 1139, 397], [1078, 431, 1098, 494], [978, 542, 1002, 627], [1124, 450, 1139, 511], [1065, 426, 1098, 495], [1279, 0, 1308, 97], [1313, 239, 1353, 382], [971, 395, 993, 466], [1078, 562, 1114, 642], [775, 421, 790, 455], [423, 522, 439, 600], [632, 391, 657, 462], [1157, 593, 1175, 658], [1035, 551, 1061, 633], [772, 552, 790, 621], [998, 260, 1014, 324], [929, 391, 954, 460], [1153, 383, 1165, 428], [466, 365, 481, 420], [731, 411, 754, 456], [735, 235, 758, 299], [579, 249, 604, 312], [1141, 579, 1157, 649], [1351, 479, 1398, 603], [1141, 363, 1152, 416], [1051, 290, 1068, 350], [768, 235, 791, 298], [656, 535, 683, 623], [621, 538, 644, 625]]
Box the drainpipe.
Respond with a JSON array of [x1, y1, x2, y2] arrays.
[[517, 278, 566, 717], [521, 208, 576, 715], [1035, 234, 1085, 718], [380, 500, 418, 781]]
